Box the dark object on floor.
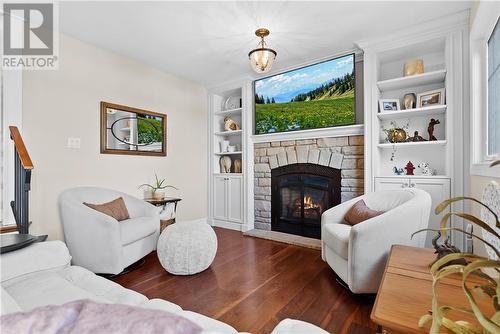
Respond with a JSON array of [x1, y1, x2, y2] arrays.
[[427, 118, 440, 141], [431, 231, 466, 268], [0, 234, 48, 254], [99, 258, 146, 278]]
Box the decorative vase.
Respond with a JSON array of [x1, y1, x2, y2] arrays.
[[388, 128, 407, 143], [143, 189, 154, 199], [153, 190, 165, 200], [403, 93, 416, 109], [403, 59, 424, 76], [220, 140, 230, 153]]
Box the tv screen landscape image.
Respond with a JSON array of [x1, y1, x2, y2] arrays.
[[254, 54, 355, 135]]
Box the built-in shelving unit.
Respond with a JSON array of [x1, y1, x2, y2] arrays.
[[376, 69, 447, 92], [358, 12, 469, 249], [214, 130, 242, 136], [214, 107, 242, 116], [208, 84, 249, 232], [377, 140, 447, 149], [377, 105, 446, 121], [214, 151, 243, 155]]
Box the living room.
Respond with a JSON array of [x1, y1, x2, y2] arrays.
[[1, 1, 499, 333]]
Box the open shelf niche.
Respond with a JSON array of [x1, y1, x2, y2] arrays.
[[211, 88, 243, 175], [372, 37, 449, 178]]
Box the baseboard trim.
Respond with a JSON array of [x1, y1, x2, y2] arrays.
[[243, 229, 321, 250], [211, 219, 243, 231]]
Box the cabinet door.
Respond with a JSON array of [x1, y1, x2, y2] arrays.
[[214, 176, 227, 220], [374, 177, 409, 191], [227, 177, 243, 223], [411, 178, 451, 248]]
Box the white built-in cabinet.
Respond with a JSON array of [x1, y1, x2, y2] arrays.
[[214, 175, 243, 223], [208, 83, 252, 231], [358, 12, 469, 249], [375, 177, 451, 246]]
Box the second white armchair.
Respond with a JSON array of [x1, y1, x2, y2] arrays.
[[321, 188, 431, 293], [59, 187, 160, 275]]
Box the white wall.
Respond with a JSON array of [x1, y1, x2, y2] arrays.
[[22, 34, 208, 240]]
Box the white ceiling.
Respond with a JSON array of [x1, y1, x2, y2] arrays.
[[59, 1, 473, 87]]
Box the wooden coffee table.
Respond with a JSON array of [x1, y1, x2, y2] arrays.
[[371, 245, 494, 334]]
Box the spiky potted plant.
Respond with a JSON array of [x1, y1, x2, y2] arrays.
[[139, 174, 178, 200], [412, 161, 500, 333]]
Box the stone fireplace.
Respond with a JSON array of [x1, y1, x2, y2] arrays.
[[254, 136, 364, 236]]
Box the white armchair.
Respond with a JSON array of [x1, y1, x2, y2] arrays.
[[59, 187, 160, 275], [321, 188, 431, 293]]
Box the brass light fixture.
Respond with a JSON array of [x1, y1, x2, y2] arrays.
[[248, 28, 277, 73]]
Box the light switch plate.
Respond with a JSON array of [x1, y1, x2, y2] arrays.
[[67, 137, 81, 149]]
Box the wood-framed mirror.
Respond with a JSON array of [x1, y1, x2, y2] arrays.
[[100, 102, 167, 156]]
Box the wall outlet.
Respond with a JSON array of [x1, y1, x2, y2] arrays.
[[67, 137, 81, 149]]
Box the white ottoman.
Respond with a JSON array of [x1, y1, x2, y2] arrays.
[[157, 219, 217, 275]]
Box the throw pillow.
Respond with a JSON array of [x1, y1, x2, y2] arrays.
[[84, 197, 130, 221], [343, 199, 384, 226]]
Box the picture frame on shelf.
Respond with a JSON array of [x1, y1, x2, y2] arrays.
[[379, 99, 400, 113], [417, 88, 445, 107]]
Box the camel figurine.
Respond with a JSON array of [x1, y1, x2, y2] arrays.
[[428, 118, 440, 141]]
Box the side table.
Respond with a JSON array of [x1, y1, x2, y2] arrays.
[[371, 245, 493, 333], [144, 197, 182, 232]]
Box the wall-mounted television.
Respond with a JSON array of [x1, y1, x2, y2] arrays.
[[254, 53, 355, 135]]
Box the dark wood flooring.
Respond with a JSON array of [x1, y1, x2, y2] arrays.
[[112, 228, 376, 334]]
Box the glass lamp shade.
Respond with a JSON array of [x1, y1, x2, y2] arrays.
[[248, 47, 277, 73]]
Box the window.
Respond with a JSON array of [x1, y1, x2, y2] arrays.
[[470, 5, 500, 177], [488, 18, 500, 157]]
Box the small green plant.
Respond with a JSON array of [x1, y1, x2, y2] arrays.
[[139, 174, 178, 195]]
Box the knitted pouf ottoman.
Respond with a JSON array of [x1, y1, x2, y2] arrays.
[[157, 219, 217, 275]]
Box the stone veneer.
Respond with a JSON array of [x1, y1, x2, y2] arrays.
[[253, 136, 364, 231]]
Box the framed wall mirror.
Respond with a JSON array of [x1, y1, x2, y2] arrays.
[[100, 102, 167, 156]]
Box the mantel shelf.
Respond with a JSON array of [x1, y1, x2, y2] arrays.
[[214, 108, 242, 116], [377, 105, 446, 121], [214, 130, 242, 136], [214, 151, 242, 155], [377, 140, 447, 148], [377, 69, 446, 92]]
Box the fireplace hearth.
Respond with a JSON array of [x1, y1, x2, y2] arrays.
[[271, 163, 341, 239]]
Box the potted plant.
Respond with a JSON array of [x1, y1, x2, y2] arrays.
[[412, 161, 500, 333], [382, 121, 410, 143], [139, 174, 178, 200]]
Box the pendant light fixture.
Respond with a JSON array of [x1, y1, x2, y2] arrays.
[[248, 28, 277, 73]]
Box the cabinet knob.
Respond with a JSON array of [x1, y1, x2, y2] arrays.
[[410, 183, 415, 188], [401, 183, 407, 188]]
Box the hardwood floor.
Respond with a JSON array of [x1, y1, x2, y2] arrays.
[[112, 228, 376, 334]]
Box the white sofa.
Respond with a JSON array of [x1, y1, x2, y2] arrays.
[[321, 189, 431, 294], [0, 241, 328, 334], [59, 187, 160, 274]]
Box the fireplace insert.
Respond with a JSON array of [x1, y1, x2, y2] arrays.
[[271, 163, 341, 239]]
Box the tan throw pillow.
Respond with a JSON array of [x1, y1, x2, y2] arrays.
[[343, 199, 384, 226], [83, 197, 130, 221]]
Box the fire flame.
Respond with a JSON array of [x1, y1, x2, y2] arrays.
[[304, 196, 321, 210]]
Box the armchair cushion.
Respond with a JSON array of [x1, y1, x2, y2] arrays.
[[343, 199, 384, 226], [120, 217, 158, 246], [84, 197, 130, 221], [323, 223, 350, 259]]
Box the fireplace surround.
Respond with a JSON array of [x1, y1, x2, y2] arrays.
[[254, 136, 364, 234], [271, 163, 341, 239]]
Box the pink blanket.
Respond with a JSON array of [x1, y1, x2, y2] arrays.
[[0, 300, 202, 334]]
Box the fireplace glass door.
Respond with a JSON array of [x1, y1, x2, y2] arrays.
[[272, 164, 341, 239]]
